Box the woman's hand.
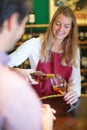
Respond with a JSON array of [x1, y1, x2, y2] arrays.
[[63, 90, 78, 105], [42, 104, 56, 130], [27, 73, 38, 85], [12, 68, 38, 84]]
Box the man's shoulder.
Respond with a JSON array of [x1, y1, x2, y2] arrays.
[[0, 64, 42, 130], [0, 64, 41, 104], [0, 64, 28, 90]]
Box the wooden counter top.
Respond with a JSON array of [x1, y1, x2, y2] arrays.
[[41, 94, 87, 130]]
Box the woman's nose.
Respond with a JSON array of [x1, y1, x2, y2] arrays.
[[59, 25, 63, 31]]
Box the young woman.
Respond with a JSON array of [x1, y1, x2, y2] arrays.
[[8, 6, 81, 105]]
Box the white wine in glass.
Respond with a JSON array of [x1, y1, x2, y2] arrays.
[[51, 74, 67, 95]]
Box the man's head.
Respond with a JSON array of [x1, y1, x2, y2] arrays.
[[0, 0, 31, 52]]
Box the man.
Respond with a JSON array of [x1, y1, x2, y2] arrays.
[[0, 0, 56, 130]]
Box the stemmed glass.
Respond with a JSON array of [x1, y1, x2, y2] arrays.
[[51, 74, 67, 95], [51, 74, 78, 112]]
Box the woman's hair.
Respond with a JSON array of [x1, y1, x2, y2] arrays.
[[0, 0, 30, 30], [40, 6, 79, 67]]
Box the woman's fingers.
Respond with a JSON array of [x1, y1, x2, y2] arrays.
[[27, 73, 38, 84], [64, 90, 78, 105]]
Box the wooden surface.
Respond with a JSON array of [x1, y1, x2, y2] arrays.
[[41, 94, 87, 130]]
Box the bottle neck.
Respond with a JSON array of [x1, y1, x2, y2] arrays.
[[46, 74, 55, 79]]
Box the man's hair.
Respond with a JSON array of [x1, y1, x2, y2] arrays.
[[0, 0, 30, 27]]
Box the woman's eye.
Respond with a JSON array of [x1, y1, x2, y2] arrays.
[[65, 26, 70, 29], [56, 23, 60, 26], [65, 26, 69, 28]]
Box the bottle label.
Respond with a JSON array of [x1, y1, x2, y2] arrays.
[[29, 14, 35, 24]]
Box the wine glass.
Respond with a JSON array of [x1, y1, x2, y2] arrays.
[[51, 74, 78, 112], [51, 74, 67, 95]]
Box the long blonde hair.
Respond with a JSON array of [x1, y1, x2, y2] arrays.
[[40, 6, 79, 67]]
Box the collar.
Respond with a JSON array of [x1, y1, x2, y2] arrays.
[[0, 50, 10, 66]]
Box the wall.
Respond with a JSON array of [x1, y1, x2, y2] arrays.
[[33, 0, 49, 24]]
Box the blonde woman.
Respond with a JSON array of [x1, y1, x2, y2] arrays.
[[8, 6, 81, 106]]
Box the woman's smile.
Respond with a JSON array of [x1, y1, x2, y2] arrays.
[[52, 14, 72, 40]]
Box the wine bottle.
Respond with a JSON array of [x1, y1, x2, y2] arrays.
[[30, 71, 67, 95], [30, 71, 54, 82], [79, 32, 85, 41], [28, 10, 35, 24], [22, 34, 28, 42]]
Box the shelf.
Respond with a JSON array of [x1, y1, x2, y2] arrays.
[[81, 82, 87, 87], [78, 41, 87, 45], [25, 24, 49, 28], [81, 94, 87, 97], [81, 69, 87, 73], [77, 23, 87, 27], [25, 23, 87, 28]]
